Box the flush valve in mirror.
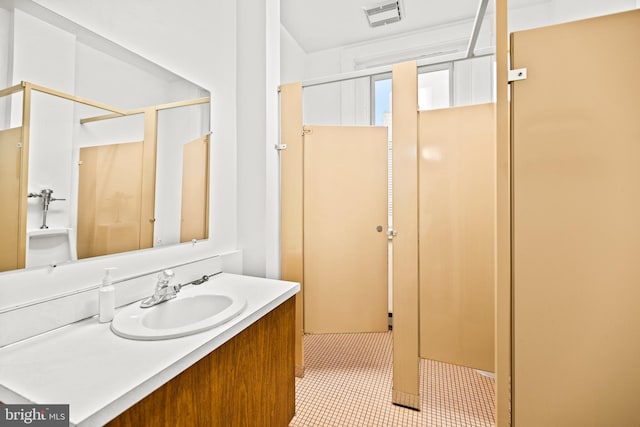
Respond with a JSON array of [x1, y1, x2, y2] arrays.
[[28, 188, 66, 229]]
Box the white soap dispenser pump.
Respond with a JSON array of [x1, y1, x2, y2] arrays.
[[99, 267, 117, 323]]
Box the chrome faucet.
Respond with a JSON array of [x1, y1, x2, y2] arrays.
[[140, 270, 181, 308]]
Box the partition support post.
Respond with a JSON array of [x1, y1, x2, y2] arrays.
[[391, 61, 420, 410], [495, 0, 512, 425], [140, 107, 158, 249], [279, 82, 305, 377], [17, 83, 32, 269]]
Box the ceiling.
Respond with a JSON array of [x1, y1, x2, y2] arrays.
[[281, 0, 542, 53]]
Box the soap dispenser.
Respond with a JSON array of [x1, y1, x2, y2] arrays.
[[99, 267, 117, 323]]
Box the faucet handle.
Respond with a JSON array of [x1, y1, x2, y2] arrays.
[[157, 269, 175, 285]]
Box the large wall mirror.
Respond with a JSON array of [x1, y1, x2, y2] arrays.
[[0, 0, 211, 274]]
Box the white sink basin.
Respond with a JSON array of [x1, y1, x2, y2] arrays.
[[111, 291, 247, 340]]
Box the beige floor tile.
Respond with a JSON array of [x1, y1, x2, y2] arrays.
[[290, 332, 495, 427]]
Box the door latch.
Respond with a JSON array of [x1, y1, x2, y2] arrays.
[[387, 228, 398, 240]]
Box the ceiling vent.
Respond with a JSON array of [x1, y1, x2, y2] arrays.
[[364, 1, 401, 28]]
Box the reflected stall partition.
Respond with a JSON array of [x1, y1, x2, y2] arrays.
[[0, 83, 27, 272], [0, 81, 210, 273]]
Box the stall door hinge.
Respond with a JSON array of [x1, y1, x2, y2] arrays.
[[275, 143, 287, 151], [302, 127, 312, 136], [508, 68, 527, 82]]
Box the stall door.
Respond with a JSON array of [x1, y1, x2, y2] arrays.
[[303, 125, 388, 333], [77, 141, 146, 258], [512, 10, 640, 427], [180, 134, 210, 242], [418, 103, 495, 372]]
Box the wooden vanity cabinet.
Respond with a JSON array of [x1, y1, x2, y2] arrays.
[[107, 297, 295, 427]]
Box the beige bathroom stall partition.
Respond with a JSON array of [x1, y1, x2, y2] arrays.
[[180, 134, 210, 242], [494, 0, 510, 424], [418, 103, 495, 372], [77, 141, 146, 258], [139, 107, 158, 250], [511, 10, 640, 427], [303, 125, 388, 334], [279, 82, 305, 376], [0, 127, 24, 272], [391, 61, 421, 410]]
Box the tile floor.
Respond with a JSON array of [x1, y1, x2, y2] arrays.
[[290, 332, 495, 427]]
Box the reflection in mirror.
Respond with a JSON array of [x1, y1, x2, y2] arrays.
[[156, 103, 211, 247], [0, 0, 211, 274]]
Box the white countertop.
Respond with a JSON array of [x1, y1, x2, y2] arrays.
[[0, 273, 299, 426]]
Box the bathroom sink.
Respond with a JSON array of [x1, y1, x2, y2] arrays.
[[111, 292, 247, 340]]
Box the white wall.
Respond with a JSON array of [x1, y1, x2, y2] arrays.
[[74, 42, 189, 108], [11, 10, 76, 231], [454, 55, 494, 106], [26, 92, 75, 231], [0, 8, 11, 128], [236, 0, 281, 278], [280, 25, 305, 85], [508, 0, 554, 32], [508, 0, 637, 32], [552, 0, 637, 24], [236, 0, 266, 278], [299, 49, 342, 124], [264, 0, 281, 279]]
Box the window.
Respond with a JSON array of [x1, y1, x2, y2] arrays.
[[417, 64, 452, 110], [371, 64, 453, 225], [372, 75, 393, 128], [371, 64, 453, 127]]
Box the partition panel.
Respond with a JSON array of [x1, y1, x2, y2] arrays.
[[512, 10, 640, 426], [303, 125, 388, 334], [77, 141, 144, 259], [140, 108, 157, 249], [391, 61, 421, 410], [17, 85, 31, 269], [279, 82, 305, 377], [418, 103, 495, 372], [494, 0, 510, 424], [0, 127, 23, 272], [180, 134, 210, 242]]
